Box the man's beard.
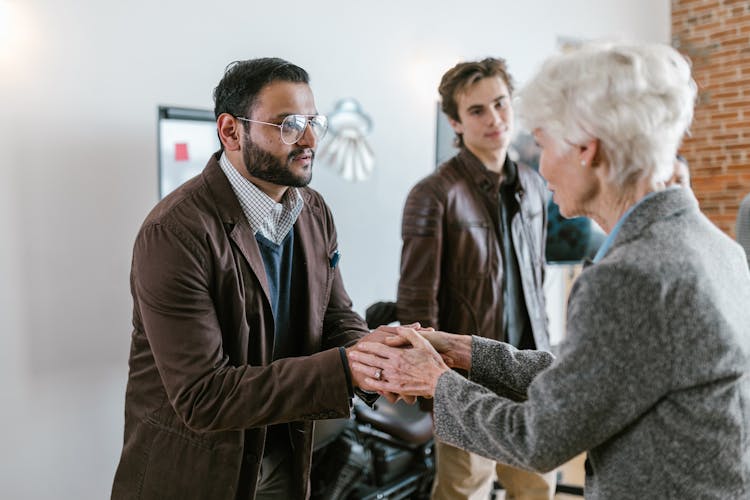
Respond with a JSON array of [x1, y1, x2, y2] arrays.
[[241, 136, 313, 187]]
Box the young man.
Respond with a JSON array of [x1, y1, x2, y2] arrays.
[[397, 58, 556, 500], [112, 58, 379, 500]]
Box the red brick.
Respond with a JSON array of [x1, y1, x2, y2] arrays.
[[711, 215, 738, 226], [722, 13, 750, 26], [701, 68, 738, 82], [673, 0, 705, 8], [676, 32, 710, 44], [719, 77, 750, 87], [710, 90, 743, 100], [690, 3, 722, 15], [706, 111, 743, 121], [699, 173, 736, 187], [695, 102, 725, 111], [693, 165, 726, 176], [709, 27, 740, 39], [696, 21, 725, 33], [722, 121, 750, 134], [728, 182, 750, 192], [711, 133, 742, 141], [720, 36, 750, 48], [710, 47, 743, 61], [692, 144, 725, 153], [677, 0, 750, 233]]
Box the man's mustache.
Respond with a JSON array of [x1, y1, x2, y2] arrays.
[[288, 148, 315, 161]]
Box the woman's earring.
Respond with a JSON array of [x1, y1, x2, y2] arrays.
[[580, 160, 587, 167]]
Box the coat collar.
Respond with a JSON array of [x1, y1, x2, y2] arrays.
[[456, 148, 520, 194], [202, 151, 246, 224], [607, 187, 699, 257], [202, 152, 272, 303], [200, 151, 322, 310]]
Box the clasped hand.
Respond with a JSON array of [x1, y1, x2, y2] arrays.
[[347, 325, 460, 403]]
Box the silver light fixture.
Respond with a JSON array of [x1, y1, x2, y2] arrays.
[[318, 98, 375, 182]]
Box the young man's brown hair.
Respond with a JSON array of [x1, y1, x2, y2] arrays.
[[438, 57, 515, 147]]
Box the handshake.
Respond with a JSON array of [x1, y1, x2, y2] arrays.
[[345, 324, 473, 404]]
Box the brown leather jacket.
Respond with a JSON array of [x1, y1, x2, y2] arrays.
[[397, 149, 549, 351], [112, 153, 368, 499]]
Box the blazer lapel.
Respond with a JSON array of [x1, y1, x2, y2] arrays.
[[202, 152, 272, 306], [294, 192, 330, 354]]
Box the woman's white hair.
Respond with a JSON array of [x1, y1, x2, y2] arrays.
[[516, 41, 697, 189]]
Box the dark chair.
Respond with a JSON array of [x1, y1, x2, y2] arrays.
[[365, 301, 398, 329]]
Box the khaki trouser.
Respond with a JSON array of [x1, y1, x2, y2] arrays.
[[432, 439, 556, 500]]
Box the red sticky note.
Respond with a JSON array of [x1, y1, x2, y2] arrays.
[[174, 143, 189, 161]]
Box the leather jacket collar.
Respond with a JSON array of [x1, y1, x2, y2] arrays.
[[456, 148, 521, 195]]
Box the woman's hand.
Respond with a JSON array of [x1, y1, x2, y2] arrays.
[[347, 326, 450, 398], [346, 325, 422, 404], [374, 325, 473, 371]]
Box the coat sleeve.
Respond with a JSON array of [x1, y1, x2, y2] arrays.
[[468, 336, 555, 401], [432, 263, 674, 472], [132, 220, 353, 433], [396, 179, 445, 328]]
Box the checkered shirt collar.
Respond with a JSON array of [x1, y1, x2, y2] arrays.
[[219, 152, 303, 244]]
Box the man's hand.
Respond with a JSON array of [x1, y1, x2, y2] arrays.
[[345, 327, 417, 404]]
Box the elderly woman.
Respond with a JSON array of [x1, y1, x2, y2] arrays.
[[350, 42, 750, 498]]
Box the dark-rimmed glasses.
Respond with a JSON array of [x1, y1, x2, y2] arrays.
[[235, 114, 328, 145]]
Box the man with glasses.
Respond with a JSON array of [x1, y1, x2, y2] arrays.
[[112, 58, 379, 500], [396, 58, 556, 500]]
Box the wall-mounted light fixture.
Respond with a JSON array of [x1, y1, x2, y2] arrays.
[[318, 98, 375, 182]]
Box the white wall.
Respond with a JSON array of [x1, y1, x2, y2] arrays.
[[0, 1, 669, 498]]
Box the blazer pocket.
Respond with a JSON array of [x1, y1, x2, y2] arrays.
[[138, 419, 240, 499]]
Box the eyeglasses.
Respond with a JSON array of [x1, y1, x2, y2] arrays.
[[235, 114, 328, 145]]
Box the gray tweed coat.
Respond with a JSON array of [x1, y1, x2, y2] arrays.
[[434, 187, 750, 499]]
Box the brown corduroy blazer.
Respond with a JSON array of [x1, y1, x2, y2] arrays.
[[111, 152, 368, 499]]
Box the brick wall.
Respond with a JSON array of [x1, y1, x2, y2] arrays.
[[672, 0, 750, 237]]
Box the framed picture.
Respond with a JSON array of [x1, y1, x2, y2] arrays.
[[157, 106, 220, 199]]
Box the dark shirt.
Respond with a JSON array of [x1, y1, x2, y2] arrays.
[[254, 230, 296, 495], [255, 230, 295, 360]]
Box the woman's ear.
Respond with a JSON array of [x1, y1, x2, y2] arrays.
[[580, 138, 600, 168], [217, 113, 243, 152]]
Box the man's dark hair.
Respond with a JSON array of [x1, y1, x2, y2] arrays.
[[438, 57, 514, 147], [213, 58, 309, 148]]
